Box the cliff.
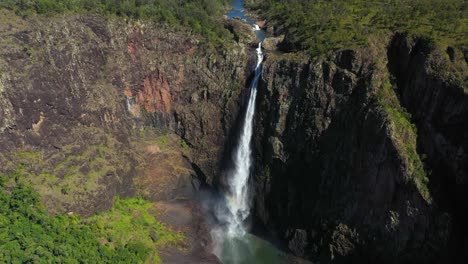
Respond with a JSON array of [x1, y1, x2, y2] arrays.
[[0, 9, 253, 216], [253, 33, 467, 263], [1, 7, 467, 264]]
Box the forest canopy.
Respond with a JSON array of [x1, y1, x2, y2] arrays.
[[0, 174, 182, 263], [0, 0, 230, 45], [246, 0, 467, 55]]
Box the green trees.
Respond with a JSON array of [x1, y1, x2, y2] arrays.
[[0, 0, 230, 46], [249, 0, 467, 56], [0, 183, 138, 262], [0, 177, 181, 263], [86, 197, 185, 263]]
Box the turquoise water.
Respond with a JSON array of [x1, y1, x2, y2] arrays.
[[218, 234, 283, 264]]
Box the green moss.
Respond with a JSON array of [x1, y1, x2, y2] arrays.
[[377, 78, 431, 202]]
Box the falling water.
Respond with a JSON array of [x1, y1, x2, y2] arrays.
[[210, 25, 271, 263], [225, 41, 263, 237], [210, 2, 281, 262]]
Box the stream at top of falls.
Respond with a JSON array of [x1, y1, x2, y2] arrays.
[[209, 1, 283, 263]]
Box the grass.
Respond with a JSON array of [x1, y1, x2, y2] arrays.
[[7, 126, 195, 214], [376, 78, 431, 202], [22, 43, 38, 62], [155, 133, 169, 147], [9, 126, 138, 214]]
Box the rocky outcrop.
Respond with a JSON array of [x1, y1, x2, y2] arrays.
[[1, 7, 466, 263], [224, 19, 257, 45], [262, 35, 284, 50], [387, 33, 468, 262], [253, 33, 465, 263], [0, 9, 254, 216]]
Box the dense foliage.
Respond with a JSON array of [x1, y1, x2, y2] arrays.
[[86, 197, 185, 263], [247, 0, 467, 55], [0, 0, 230, 45], [0, 174, 181, 263]]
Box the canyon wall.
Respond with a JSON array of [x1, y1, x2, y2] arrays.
[[1, 9, 467, 263], [253, 33, 467, 263], [0, 10, 252, 216]]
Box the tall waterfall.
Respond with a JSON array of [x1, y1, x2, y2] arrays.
[[210, 21, 266, 262], [224, 41, 263, 237]]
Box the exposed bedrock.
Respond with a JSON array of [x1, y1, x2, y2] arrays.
[[1, 9, 467, 263], [0, 10, 255, 215], [253, 33, 467, 263]]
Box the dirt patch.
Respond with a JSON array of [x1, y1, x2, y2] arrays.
[[134, 132, 219, 263], [156, 201, 221, 264], [135, 133, 197, 201]]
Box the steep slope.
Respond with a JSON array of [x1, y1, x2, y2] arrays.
[[1, 5, 467, 264], [253, 33, 466, 263], [0, 9, 253, 216], [388, 33, 468, 261]]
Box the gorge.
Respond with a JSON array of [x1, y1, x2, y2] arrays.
[[209, 4, 283, 263], [0, 0, 467, 263]]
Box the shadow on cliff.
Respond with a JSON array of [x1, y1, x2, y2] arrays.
[[387, 32, 468, 263], [256, 59, 377, 262], [253, 45, 456, 263]]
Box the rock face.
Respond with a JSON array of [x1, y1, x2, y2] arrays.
[[0, 10, 253, 216], [253, 33, 466, 263], [387, 33, 468, 261], [1, 9, 467, 264], [262, 35, 284, 50]]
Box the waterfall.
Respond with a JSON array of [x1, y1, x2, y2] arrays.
[[210, 21, 265, 262], [224, 41, 263, 237]]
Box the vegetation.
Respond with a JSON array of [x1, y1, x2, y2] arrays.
[[180, 138, 189, 149], [86, 197, 185, 263], [247, 0, 467, 56], [0, 177, 141, 263], [155, 132, 169, 147], [377, 79, 431, 202], [0, 0, 231, 46], [0, 173, 182, 263], [133, 132, 195, 200], [6, 126, 137, 215]]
